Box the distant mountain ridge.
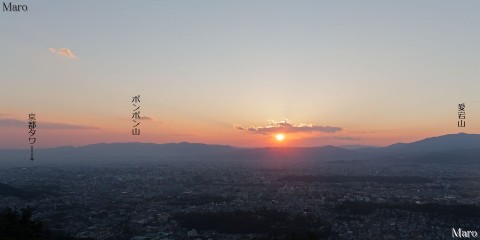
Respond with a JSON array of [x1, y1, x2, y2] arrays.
[[376, 132, 480, 156], [0, 133, 479, 165]]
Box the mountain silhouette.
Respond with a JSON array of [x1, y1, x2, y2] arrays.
[[376, 132, 480, 156], [0, 133, 479, 165]]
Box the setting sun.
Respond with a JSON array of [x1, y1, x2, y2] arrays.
[[275, 133, 285, 141]]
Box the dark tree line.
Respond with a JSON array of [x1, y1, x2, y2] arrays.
[[173, 209, 332, 239], [336, 201, 480, 218], [0, 207, 90, 240]]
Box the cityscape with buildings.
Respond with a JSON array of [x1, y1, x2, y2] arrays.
[[1, 135, 480, 239]]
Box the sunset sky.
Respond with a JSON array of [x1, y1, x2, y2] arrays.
[[1, 1, 480, 149]]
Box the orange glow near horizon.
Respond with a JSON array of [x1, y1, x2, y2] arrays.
[[0, 111, 471, 149]]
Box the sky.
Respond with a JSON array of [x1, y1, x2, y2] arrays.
[[1, 1, 480, 149]]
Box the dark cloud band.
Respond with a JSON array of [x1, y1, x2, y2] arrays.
[[0, 118, 98, 130]]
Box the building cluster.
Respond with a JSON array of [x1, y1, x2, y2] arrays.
[[0, 160, 479, 240]]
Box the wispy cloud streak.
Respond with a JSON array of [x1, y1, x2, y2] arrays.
[[235, 120, 342, 135], [0, 118, 98, 130], [49, 48, 77, 59]]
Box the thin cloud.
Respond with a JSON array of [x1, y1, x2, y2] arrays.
[[140, 115, 162, 123], [120, 115, 162, 123], [165, 133, 194, 137], [331, 136, 360, 141], [0, 118, 98, 130], [0, 119, 24, 127], [235, 120, 342, 135], [42, 122, 98, 130], [234, 125, 246, 130], [348, 130, 379, 134], [48, 48, 77, 59]]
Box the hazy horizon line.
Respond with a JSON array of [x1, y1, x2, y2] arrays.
[[0, 132, 476, 151]]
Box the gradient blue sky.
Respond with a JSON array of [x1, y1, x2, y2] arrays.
[[1, 1, 480, 148]]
